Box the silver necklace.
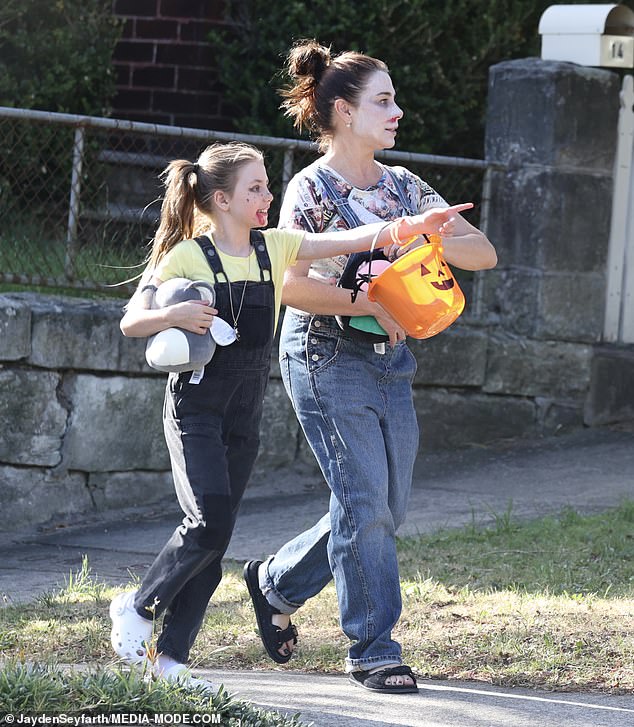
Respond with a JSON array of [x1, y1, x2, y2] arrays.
[[228, 251, 251, 340]]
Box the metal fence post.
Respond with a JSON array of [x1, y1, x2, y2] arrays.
[[282, 148, 294, 199], [65, 125, 86, 278], [472, 163, 495, 320], [604, 74, 634, 343]]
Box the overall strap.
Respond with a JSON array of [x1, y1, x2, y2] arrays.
[[194, 235, 228, 283], [315, 165, 416, 224], [249, 229, 272, 282], [314, 167, 363, 230], [313, 168, 389, 344], [194, 233, 272, 283], [383, 166, 416, 215]]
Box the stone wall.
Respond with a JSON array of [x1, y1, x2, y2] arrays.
[[0, 288, 588, 534], [483, 58, 618, 345], [0, 292, 308, 532]]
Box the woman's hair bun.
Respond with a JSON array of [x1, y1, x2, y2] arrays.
[[287, 39, 331, 83]]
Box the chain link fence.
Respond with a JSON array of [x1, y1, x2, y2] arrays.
[[0, 107, 491, 299]]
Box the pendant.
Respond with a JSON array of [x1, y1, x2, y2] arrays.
[[234, 327, 240, 341]]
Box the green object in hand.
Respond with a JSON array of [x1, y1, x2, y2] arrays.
[[349, 316, 387, 335]]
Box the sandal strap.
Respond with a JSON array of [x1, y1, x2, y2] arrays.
[[379, 665, 415, 677], [367, 665, 417, 684], [276, 623, 298, 645]]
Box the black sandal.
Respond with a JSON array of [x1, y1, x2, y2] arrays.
[[243, 560, 298, 664], [349, 665, 418, 693]]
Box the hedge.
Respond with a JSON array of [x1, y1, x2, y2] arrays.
[[209, 0, 633, 158]]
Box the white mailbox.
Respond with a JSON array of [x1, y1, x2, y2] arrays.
[[539, 3, 634, 68]]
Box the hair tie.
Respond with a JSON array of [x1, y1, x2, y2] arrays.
[[192, 163, 200, 174], [313, 57, 330, 85]]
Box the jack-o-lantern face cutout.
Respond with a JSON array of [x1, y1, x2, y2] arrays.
[[366, 238, 465, 339], [420, 259, 455, 291]]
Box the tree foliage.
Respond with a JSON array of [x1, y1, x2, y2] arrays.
[[0, 1, 123, 232], [210, 0, 631, 158], [0, 0, 122, 115]]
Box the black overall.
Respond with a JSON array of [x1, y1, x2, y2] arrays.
[[134, 231, 275, 663]]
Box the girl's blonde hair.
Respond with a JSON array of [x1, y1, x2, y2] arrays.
[[280, 39, 388, 152], [148, 142, 264, 270]]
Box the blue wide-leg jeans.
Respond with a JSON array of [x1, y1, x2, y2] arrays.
[[261, 311, 419, 672]]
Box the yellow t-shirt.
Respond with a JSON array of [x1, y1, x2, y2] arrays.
[[153, 229, 305, 328]]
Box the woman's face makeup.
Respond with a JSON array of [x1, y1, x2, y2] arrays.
[[349, 71, 403, 149]]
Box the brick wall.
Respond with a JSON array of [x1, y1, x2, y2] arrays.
[[111, 0, 232, 129]]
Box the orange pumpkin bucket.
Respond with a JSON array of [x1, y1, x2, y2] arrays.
[[367, 235, 465, 339]]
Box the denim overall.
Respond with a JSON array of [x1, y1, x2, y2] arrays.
[[262, 166, 420, 672], [134, 231, 274, 664]]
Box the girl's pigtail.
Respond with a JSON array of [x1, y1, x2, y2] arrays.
[[149, 160, 198, 269]]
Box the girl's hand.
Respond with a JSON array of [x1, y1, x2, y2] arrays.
[[396, 203, 474, 244], [423, 202, 474, 237], [166, 300, 217, 335]]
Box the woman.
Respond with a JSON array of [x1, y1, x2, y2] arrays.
[[243, 41, 497, 693]]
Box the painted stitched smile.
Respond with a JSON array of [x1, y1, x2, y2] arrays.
[[431, 279, 455, 291]]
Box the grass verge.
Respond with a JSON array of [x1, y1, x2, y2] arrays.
[[1, 502, 633, 698], [0, 661, 305, 724]]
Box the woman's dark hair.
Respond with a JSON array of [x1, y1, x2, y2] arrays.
[[280, 39, 388, 151]]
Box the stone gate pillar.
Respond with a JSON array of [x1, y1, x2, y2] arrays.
[[480, 58, 626, 431], [483, 58, 620, 343]]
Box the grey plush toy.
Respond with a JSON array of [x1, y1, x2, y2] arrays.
[[143, 278, 216, 373]]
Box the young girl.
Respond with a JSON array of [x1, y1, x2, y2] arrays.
[[109, 141, 470, 690]]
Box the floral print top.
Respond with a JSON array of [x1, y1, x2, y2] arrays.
[[278, 160, 446, 286]]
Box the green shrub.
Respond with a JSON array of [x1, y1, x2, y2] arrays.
[[0, 0, 123, 248], [0, 0, 122, 115], [210, 0, 632, 158]]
